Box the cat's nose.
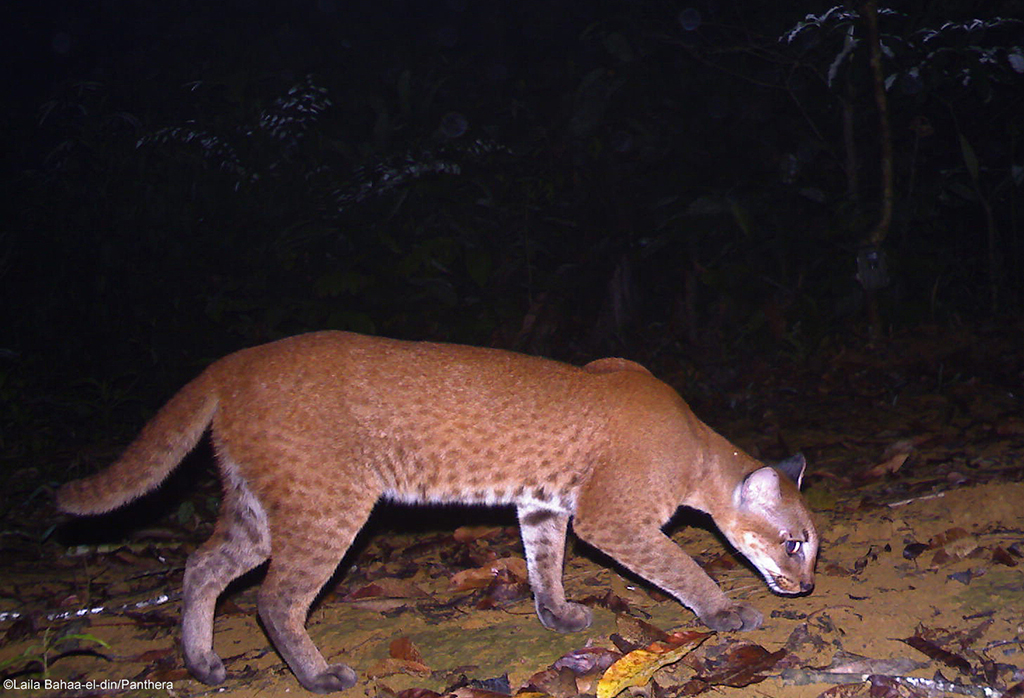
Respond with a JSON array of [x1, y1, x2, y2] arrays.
[[800, 580, 815, 594]]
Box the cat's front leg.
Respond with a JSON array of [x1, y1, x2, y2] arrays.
[[517, 506, 592, 632], [572, 515, 761, 632]]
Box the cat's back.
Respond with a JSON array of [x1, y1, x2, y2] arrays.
[[210, 331, 596, 409], [207, 332, 628, 506]]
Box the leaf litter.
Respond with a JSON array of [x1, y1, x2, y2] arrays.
[[2, 324, 1024, 696]]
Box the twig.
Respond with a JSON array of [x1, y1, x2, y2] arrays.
[[887, 492, 946, 508], [781, 667, 1006, 697], [0, 591, 180, 623]]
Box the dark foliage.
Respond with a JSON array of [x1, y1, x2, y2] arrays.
[[2, 0, 1022, 472]]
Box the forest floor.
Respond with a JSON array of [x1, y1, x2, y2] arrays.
[[1, 322, 1023, 697]]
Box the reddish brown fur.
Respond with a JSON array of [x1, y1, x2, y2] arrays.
[[58, 332, 817, 693]]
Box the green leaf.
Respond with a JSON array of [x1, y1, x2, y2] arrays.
[[60, 633, 111, 649]]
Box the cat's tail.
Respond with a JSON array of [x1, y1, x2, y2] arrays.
[[56, 371, 218, 516]]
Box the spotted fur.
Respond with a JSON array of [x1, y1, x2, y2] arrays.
[[57, 331, 817, 693]]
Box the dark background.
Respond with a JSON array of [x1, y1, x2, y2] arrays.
[[2, 0, 1023, 473]]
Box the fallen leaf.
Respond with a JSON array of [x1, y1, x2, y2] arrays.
[[453, 526, 507, 542], [957, 618, 994, 649], [702, 552, 738, 575], [929, 527, 969, 548], [580, 590, 631, 614], [396, 689, 442, 698], [218, 598, 246, 616], [450, 688, 512, 698], [124, 610, 180, 628], [949, 570, 974, 584], [860, 452, 909, 480], [992, 546, 1019, 567], [450, 557, 528, 591], [824, 650, 927, 675], [613, 614, 671, 650], [131, 648, 176, 663], [343, 598, 409, 613], [390, 636, 423, 663], [880, 436, 931, 460], [344, 578, 429, 600], [145, 666, 192, 682], [597, 631, 710, 698], [900, 634, 971, 674], [4, 617, 36, 642], [365, 656, 433, 678], [474, 569, 530, 608], [695, 641, 786, 688], [523, 667, 578, 698], [551, 647, 621, 674], [867, 674, 902, 697], [945, 535, 981, 559], [1004, 681, 1024, 697]]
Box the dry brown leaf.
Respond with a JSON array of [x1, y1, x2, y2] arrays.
[[396, 689, 442, 698], [695, 641, 786, 688], [993, 546, 1019, 567], [880, 436, 931, 460], [474, 569, 530, 609], [551, 646, 621, 674], [365, 656, 433, 679], [928, 527, 970, 548], [702, 552, 739, 574], [861, 452, 909, 479], [613, 614, 671, 649], [523, 667, 579, 698], [449, 556, 528, 591], [390, 636, 424, 663], [449, 689, 512, 698], [581, 590, 631, 615], [453, 526, 507, 542], [130, 647, 176, 663], [900, 634, 971, 675], [343, 598, 409, 613], [344, 578, 429, 600]]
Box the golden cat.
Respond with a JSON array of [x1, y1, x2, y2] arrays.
[[57, 331, 817, 693]]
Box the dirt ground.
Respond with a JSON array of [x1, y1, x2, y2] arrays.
[[2, 325, 1023, 697]]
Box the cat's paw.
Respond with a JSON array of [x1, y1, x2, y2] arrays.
[[702, 602, 763, 632], [185, 650, 227, 685], [300, 663, 358, 694], [538, 601, 593, 633]]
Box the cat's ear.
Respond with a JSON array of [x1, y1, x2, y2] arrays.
[[738, 467, 783, 508], [773, 453, 807, 490]]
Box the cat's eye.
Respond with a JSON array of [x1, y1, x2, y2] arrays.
[[784, 540, 802, 556]]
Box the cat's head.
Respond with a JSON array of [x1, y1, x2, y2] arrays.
[[720, 454, 818, 596]]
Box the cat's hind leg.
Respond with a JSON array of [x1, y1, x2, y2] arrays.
[[517, 505, 592, 632], [182, 460, 271, 684], [257, 485, 378, 693]]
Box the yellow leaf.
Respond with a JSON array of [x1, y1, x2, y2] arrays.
[[597, 631, 711, 698]]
